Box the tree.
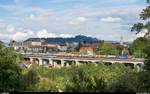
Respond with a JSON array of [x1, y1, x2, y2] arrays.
[[116, 46, 124, 55], [129, 37, 149, 58], [35, 81, 58, 92], [76, 42, 82, 52], [110, 72, 139, 92], [131, 1, 150, 38], [21, 65, 40, 91], [8, 40, 15, 47], [94, 40, 104, 55], [98, 40, 104, 51], [130, 0, 150, 92], [0, 41, 5, 49], [137, 71, 150, 92], [0, 47, 23, 92], [131, 0, 150, 71], [100, 46, 118, 55], [66, 64, 106, 92]]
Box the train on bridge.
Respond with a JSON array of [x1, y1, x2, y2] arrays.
[[22, 53, 134, 59]]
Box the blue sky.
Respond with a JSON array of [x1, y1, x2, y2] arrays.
[[0, 0, 147, 43]]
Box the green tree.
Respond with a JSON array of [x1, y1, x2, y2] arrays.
[[137, 71, 150, 92], [0, 47, 23, 92], [66, 64, 106, 92], [100, 46, 118, 55], [35, 81, 58, 92], [21, 65, 40, 91], [131, 0, 150, 70], [0, 41, 5, 49], [129, 37, 149, 58], [76, 42, 82, 52], [116, 46, 124, 55], [97, 40, 104, 55], [8, 40, 15, 47], [111, 72, 139, 92], [131, 0, 150, 92]]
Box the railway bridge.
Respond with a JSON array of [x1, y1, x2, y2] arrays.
[[23, 54, 145, 69]]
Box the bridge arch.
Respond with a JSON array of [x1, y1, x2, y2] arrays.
[[123, 63, 134, 69]]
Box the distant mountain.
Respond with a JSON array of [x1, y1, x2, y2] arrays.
[[24, 35, 100, 44], [24, 35, 132, 45]]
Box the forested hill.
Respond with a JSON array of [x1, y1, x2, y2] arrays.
[[24, 35, 100, 44]]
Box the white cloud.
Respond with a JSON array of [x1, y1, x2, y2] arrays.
[[0, 34, 12, 40], [12, 29, 35, 40], [12, 32, 27, 40], [29, 14, 41, 21], [6, 24, 15, 32], [59, 34, 74, 38], [100, 17, 122, 22], [37, 29, 74, 38], [76, 17, 87, 22], [0, 4, 145, 42], [37, 29, 57, 38], [69, 17, 87, 25]]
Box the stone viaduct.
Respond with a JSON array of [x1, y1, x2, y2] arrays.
[[23, 54, 145, 69]]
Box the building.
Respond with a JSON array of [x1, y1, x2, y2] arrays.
[[12, 42, 31, 52], [31, 41, 42, 46], [80, 47, 94, 55], [42, 42, 60, 53], [27, 45, 43, 53], [57, 44, 67, 51], [82, 43, 99, 48]]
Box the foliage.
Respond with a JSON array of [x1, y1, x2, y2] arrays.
[[0, 47, 23, 92], [137, 71, 150, 92], [130, 1, 150, 92], [131, 1, 150, 37], [100, 45, 118, 55], [94, 40, 118, 55], [116, 46, 124, 55], [63, 63, 136, 92], [0, 41, 4, 49], [76, 42, 83, 52], [110, 72, 139, 92], [66, 63, 105, 92], [21, 66, 40, 91], [35, 81, 58, 92], [129, 37, 149, 58]]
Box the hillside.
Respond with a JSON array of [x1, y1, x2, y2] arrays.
[[24, 35, 100, 44]]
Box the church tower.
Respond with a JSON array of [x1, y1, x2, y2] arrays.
[[120, 35, 123, 45]]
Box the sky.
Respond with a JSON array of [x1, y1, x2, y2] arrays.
[[0, 0, 148, 43]]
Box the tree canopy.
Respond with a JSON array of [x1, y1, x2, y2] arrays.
[[129, 37, 149, 58]]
